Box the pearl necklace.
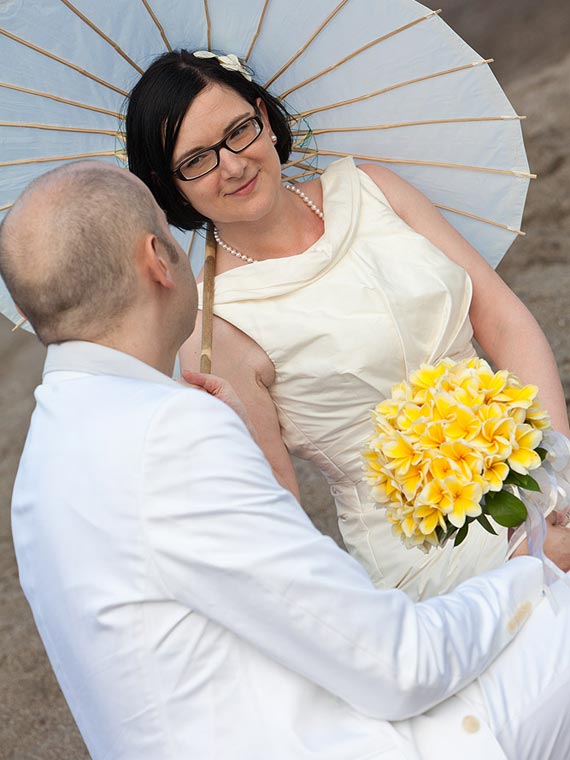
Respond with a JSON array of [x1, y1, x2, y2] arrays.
[[213, 182, 324, 264]]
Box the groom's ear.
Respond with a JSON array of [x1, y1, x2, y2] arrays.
[[139, 233, 175, 290]]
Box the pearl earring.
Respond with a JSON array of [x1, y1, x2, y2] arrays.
[[271, 134, 277, 143]]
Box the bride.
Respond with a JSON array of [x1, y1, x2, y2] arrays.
[[126, 49, 570, 599]]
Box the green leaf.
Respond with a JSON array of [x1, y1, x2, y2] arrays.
[[454, 523, 469, 546], [476, 512, 498, 535], [484, 490, 527, 528], [536, 447, 548, 462], [503, 471, 541, 492]]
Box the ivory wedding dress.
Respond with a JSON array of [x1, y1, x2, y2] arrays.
[[198, 157, 508, 600]]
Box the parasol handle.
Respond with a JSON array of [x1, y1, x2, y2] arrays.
[[200, 222, 216, 373]]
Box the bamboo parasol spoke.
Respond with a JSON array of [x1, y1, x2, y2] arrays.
[[245, 0, 271, 62], [0, 203, 14, 212], [299, 60, 495, 119], [59, 0, 144, 74], [11, 317, 28, 332], [293, 146, 537, 178], [279, 9, 442, 99], [0, 28, 128, 97], [0, 151, 124, 169], [200, 224, 216, 374], [0, 121, 122, 138], [140, 0, 172, 52], [203, 0, 212, 51], [264, 0, 350, 89], [0, 82, 123, 119], [186, 230, 197, 259], [434, 203, 526, 236], [282, 153, 318, 171], [284, 165, 324, 182], [293, 114, 526, 140]]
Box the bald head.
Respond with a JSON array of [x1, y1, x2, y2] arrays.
[[0, 161, 174, 345]]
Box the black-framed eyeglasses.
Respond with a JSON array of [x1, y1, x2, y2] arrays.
[[172, 114, 264, 181]]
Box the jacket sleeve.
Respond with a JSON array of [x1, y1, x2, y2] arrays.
[[142, 389, 545, 721]]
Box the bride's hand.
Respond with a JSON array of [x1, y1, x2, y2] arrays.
[[511, 513, 570, 572], [180, 370, 258, 441]]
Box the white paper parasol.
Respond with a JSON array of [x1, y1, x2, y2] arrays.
[[0, 0, 534, 332]]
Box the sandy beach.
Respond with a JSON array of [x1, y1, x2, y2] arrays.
[[1, 1, 569, 756]]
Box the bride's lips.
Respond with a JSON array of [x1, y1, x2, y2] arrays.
[[227, 173, 259, 197]]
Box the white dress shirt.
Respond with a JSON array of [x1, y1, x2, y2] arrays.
[[12, 341, 545, 759]]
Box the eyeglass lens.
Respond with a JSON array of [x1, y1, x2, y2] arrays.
[[179, 118, 261, 180]]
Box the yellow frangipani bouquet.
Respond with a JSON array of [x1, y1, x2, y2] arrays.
[[362, 357, 551, 553]]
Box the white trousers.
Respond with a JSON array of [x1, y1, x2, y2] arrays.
[[479, 577, 570, 759], [403, 577, 570, 760]]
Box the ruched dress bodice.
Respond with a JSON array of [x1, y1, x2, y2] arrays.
[[198, 157, 508, 600]]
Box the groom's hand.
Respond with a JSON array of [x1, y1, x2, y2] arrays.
[[180, 370, 258, 441]]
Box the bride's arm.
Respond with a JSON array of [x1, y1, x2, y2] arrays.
[[179, 311, 302, 501], [360, 163, 570, 437]]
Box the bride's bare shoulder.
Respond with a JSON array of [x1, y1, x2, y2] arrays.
[[358, 162, 409, 191], [357, 162, 430, 216]]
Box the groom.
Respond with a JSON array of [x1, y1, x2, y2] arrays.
[[1, 161, 569, 760]]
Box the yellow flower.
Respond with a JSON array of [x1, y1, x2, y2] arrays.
[[417, 476, 447, 507], [365, 468, 404, 506], [439, 440, 483, 480], [416, 419, 448, 449], [409, 362, 448, 392], [439, 475, 483, 528], [415, 504, 448, 535], [496, 382, 539, 410], [525, 399, 551, 430], [382, 433, 422, 477], [399, 464, 425, 501], [481, 458, 510, 492], [471, 416, 514, 460], [473, 365, 509, 402], [396, 403, 428, 434], [373, 398, 400, 424], [508, 423, 543, 474], [429, 456, 458, 480], [445, 405, 481, 441], [453, 383, 485, 409]]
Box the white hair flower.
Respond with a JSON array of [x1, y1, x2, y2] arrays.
[[192, 50, 253, 81]]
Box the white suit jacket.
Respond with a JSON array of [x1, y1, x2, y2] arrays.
[[12, 341, 544, 760]]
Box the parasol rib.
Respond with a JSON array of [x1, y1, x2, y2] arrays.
[[282, 154, 319, 171], [285, 167, 324, 181], [0, 121, 121, 138], [58, 0, 144, 74], [203, 0, 212, 51], [140, 0, 172, 52], [11, 317, 28, 332], [434, 203, 525, 236], [186, 230, 197, 258], [299, 60, 495, 119], [0, 203, 13, 212], [280, 9, 442, 99], [0, 82, 122, 119], [0, 151, 122, 168], [0, 28, 128, 97], [292, 146, 537, 178], [264, 0, 350, 89], [200, 224, 216, 374], [245, 0, 271, 62], [293, 115, 526, 141]]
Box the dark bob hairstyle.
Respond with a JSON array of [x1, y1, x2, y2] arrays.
[[126, 49, 293, 231]]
